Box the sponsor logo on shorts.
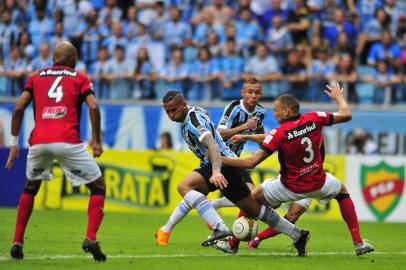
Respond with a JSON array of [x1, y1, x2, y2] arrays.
[[361, 161, 404, 221], [42, 106, 67, 119]]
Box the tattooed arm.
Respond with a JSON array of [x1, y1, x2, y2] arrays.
[[222, 149, 269, 169], [201, 134, 228, 189]]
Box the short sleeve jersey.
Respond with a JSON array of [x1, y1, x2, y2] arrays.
[[261, 112, 334, 193], [25, 65, 94, 145], [218, 100, 266, 156], [182, 106, 236, 166]]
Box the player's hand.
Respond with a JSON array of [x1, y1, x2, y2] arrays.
[[231, 134, 245, 144], [209, 171, 228, 190], [91, 141, 103, 158], [5, 145, 19, 169], [245, 117, 257, 130], [324, 82, 344, 100]]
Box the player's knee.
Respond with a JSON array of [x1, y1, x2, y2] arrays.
[[235, 198, 259, 217], [251, 187, 267, 205], [339, 184, 348, 194], [177, 182, 190, 196], [23, 181, 41, 196], [23, 187, 39, 196], [87, 179, 106, 196], [284, 213, 299, 223], [251, 187, 261, 200], [335, 193, 350, 201]]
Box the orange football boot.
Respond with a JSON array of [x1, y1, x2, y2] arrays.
[[155, 228, 171, 245]]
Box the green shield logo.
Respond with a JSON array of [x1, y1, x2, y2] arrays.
[[361, 161, 404, 221]]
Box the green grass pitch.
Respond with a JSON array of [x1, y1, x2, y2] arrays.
[[0, 208, 405, 270]]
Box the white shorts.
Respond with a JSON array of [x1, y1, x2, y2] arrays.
[[262, 173, 342, 208], [294, 198, 313, 209], [27, 143, 102, 187], [293, 198, 329, 209]]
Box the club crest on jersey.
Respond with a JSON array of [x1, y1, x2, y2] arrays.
[[361, 161, 404, 221], [219, 116, 228, 126], [197, 125, 206, 133], [264, 134, 273, 144], [42, 106, 67, 119]]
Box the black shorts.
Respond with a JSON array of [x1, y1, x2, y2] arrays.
[[194, 164, 251, 203]]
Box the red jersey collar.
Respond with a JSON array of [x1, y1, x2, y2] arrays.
[[281, 114, 301, 124], [52, 64, 74, 69]]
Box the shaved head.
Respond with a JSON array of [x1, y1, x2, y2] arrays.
[[53, 41, 77, 68], [276, 94, 300, 114]]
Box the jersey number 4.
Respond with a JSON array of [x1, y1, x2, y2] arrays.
[[300, 136, 314, 164], [47, 76, 63, 103]]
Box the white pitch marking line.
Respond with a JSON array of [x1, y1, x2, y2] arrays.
[[1, 252, 405, 260]]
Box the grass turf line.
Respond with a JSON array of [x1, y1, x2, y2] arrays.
[[0, 208, 405, 270]]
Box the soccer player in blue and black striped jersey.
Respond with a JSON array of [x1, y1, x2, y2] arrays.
[[155, 90, 310, 256], [211, 76, 267, 252], [217, 76, 266, 157]]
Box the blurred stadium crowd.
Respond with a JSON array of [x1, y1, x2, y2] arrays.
[[0, 0, 406, 104]]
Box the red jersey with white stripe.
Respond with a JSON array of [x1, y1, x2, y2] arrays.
[[261, 112, 334, 193], [25, 65, 94, 145]]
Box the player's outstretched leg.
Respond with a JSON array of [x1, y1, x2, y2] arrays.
[[155, 200, 192, 245], [236, 193, 310, 256], [84, 179, 107, 261], [82, 239, 107, 262], [10, 181, 41, 260], [248, 202, 308, 249], [257, 206, 309, 256], [184, 190, 232, 246], [177, 173, 233, 247], [336, 192, 374, 255]]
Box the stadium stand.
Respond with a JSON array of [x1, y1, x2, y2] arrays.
[[0, 0, 405, 104]]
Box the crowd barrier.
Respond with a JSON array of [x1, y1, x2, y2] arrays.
[[1, 103, 406, 155]]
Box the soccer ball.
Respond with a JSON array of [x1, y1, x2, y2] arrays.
[[232, 216, 258, 241]]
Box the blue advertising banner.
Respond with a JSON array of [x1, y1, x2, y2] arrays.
[[1, 103, 405, 154], [0, 148, 27, 206]]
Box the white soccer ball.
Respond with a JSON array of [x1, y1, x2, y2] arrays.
[[232, 216, 258, 242]]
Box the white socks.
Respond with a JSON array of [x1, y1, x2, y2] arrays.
[[257, 205, 301, 241], [161, 200, 192, 233], [184, 190, 229, 231], [211, 197, 235, 209]]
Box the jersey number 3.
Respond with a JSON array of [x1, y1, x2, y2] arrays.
[[300, 136, 314, 163], [47, 76, 63, 103]]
